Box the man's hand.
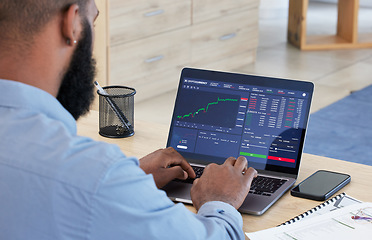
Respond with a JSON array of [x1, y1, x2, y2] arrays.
[[139, 147, 196, 188], [190, 156, 257, 211]]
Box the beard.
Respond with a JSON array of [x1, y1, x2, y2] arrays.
[[57, 20, 96, 120]]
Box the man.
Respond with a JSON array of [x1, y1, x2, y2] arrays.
[[0, 0, 257, 239]]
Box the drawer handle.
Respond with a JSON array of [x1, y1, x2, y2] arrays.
[[144, 9, 165, 17], [145, 55, 164, 63], [219, 33, 237, 41]]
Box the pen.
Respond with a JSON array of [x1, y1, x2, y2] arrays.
[[94, 81, 133, 133], [94, 81, 108, 95], [351, 216, 372, 220]]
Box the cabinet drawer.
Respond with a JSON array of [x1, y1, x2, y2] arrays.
[[193, 0, 259, 24], [191, 10, 259, 66], [197, 50, 256, 71], [110, 28, 191, 102], [122, 70, 182, 103], [110, 0, 191, 46]]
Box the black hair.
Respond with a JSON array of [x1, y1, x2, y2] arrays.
[[0, 0, 87, 42]]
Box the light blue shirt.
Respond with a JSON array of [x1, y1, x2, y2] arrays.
[[0, 79, 245, 240]]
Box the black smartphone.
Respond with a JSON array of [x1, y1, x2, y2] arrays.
[[291, 170, 351, 201]]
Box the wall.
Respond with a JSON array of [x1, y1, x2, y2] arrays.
[[259, 0, 288, 19]]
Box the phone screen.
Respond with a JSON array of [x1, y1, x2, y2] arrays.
[[291, 170, 350, 200]]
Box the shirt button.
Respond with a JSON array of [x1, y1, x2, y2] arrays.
[[217, 209, 225, 214]]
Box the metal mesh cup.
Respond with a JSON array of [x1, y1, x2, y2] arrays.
[[98, 86, 136, 138]]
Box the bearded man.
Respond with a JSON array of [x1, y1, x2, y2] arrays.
[[0, 1, 257, 239]]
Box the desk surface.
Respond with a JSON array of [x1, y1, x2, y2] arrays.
[[77, 111, 372, 234]]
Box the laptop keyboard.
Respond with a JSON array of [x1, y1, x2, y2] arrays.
[[175, 165, 204, 184], [193, 165, 204, 178], [175, 165, 287, 196], [249, 176, 287, 196]]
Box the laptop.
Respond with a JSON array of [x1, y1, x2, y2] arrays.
[[162, 68, 314, 215]]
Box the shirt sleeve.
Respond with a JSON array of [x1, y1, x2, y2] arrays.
[[88, 156, 245, 240]]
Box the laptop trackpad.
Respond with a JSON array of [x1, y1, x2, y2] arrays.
[[162, 181, 193, 203]]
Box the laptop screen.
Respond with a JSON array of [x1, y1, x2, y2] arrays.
[[167, 68, 314, 175]]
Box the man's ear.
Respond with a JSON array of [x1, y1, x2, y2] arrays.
[[62, 4, 82, 46]]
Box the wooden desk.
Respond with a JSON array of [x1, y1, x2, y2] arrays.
[[77, 110, 372, 234]]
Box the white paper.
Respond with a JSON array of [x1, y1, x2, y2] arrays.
[[278, 194, 361, 226], [246, 202, 372, 240]]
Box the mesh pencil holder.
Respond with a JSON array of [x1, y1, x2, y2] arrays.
[[98, 86, 136, 138]]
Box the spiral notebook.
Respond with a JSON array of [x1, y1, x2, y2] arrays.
[[246, 200, 372, 240], [278, 192, 362, 226]]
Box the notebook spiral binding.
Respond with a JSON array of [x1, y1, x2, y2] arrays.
[[277, 192, 346, 227]]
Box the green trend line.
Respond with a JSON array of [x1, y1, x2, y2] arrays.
[[177, 97, 238, 119]]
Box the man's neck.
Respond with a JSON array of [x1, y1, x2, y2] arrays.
[[0, 52, 57, 96]]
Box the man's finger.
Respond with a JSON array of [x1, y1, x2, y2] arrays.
[[178, 159, 196, 179], [234, 156, 248, 172], [193, 178, 200, 185], [243, 167, 258, 184], [165, 148, 196, 179], [224, 157, 237, 166], [169, 158, 195, 179], [168, 166, 188, 180]]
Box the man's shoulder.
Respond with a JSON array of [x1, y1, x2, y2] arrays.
[[0, 106, 140, 194], [54, 134, 140, 193]]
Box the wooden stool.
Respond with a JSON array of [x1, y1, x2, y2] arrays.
[[288, 0, 372, 50]]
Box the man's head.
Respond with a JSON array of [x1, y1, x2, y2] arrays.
[[0, 0, 88, 49], [0, 0, 99, 120]]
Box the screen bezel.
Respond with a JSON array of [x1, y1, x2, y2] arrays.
[[167, 68, 314, 176]]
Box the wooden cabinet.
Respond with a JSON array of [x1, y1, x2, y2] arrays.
[[193, 0, 259, 23], [95, 0, 259, 102], [191, 9, 259, 67], [110, 28, 191, 99], [109, 0, 191, 46]]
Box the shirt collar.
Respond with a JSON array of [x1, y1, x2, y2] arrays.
[[0, 79, 76, 133]]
